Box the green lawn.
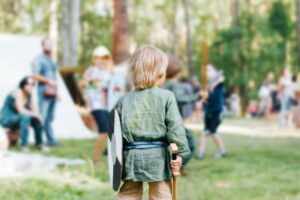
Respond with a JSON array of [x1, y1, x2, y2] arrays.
[[1, 134, 300, 200]]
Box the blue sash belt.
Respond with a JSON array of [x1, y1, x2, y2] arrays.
[[124, 141, 168, 150]]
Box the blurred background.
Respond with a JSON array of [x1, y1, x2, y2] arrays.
[[0, 0, 300, 200], [1, 0, 299, 109]]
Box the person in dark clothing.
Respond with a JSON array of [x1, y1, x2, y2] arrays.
[[196, 64, 227, 159], [0, 77, 47, 152], [162, 56, 207, 175]]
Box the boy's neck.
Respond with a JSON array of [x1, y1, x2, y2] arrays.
[[154, 82, 161, 87]]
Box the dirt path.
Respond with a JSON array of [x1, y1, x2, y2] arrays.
[[185, 118, 300, 138]]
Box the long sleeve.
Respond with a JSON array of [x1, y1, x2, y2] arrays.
[[162, 81, 201, 104], [168, 82, 200, 104], [165, 93, 190, 156]]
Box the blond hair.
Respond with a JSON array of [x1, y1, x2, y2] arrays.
[[129, 45, 168, 89]]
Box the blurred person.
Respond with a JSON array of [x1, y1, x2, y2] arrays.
[[0, 77, 47, 152], [31, 38, 59, 146], [247, 100, 258, 119], [229, 87, 241, 117], [294, 74, 300, 128], [79, 46, 112, 164], [196, 64, 227, 160], [290, 75, 300, 127], [288, 75, 298, 106], [180, 77, 195, 120], [258, 75, 272, 117], [258, 72, 276, 118], [190, 76, 203, 122], [191, 76, 201, 93], [162, 56, 207, 175], [278, 68, 293, 127]]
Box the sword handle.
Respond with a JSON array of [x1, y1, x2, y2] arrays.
[[170, 143, 180, 200]]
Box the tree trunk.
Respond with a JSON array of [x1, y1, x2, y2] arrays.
[[61, 0, 83, 105], [113, 0, 130, 65], [61, 0, 80, 67], [49, 0, 59, 62], [182, 0, 195, 78], [231, 0, 239, 25], [172, 0, 178, 56], [296, 0, 300, 67]]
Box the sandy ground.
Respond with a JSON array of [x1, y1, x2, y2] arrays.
[[185, 118, 300, 138]]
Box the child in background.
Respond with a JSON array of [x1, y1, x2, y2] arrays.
[[247, 100, 258, 118], [196, 64, 227, 159], [229, 87, 241, 117], [79, 46, 112, 164], [162, 56, 207, 175], [117, 45, 189, 199]]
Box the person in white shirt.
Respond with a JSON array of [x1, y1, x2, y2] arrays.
[[79, 46, 112, 164]]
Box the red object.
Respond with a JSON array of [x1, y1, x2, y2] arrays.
[[295, 91, 300, 99], [114, 87, 121, 92]]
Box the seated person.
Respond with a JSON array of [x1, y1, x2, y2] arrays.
[[0, 76, 47, 152]]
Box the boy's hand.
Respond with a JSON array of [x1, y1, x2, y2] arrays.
[[170, 156, 182, 172], [199, 90, 208, 100]]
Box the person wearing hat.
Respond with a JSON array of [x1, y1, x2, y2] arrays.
[[79, 46, 112, 164]]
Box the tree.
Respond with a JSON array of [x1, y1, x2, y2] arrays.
[[269, 1, 291, 63], [296, 0, 300, 67], [61, 0, 82, 104], [61, 0, 81, 67], [231, 0, 239, 25], [182, 0, 195, 78], [172, 0, 179, 56], [113, 0, 130, 64], [49, 0, 59, 62]]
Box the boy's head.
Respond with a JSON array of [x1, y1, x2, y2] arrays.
[[130, 45, 168, 89], [92, 46, 111, 68], [166, 56, 182, 80]]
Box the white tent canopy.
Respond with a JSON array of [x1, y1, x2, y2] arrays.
[[0, 34, 95, 140]]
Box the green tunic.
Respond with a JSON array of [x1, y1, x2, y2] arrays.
[[118, 87, 190, 182], [162, 80, 200, 116]]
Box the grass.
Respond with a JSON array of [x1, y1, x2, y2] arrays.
[[1, 134, 300, 200]]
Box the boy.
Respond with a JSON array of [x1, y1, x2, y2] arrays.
[[117, 45, 189, 199], [162, 56, 207, 174], [197, 64, 227, 159]]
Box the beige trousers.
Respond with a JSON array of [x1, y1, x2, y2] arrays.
[[117, 180, 172, 200]]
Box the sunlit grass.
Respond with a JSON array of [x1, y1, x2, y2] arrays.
[[1, 134, 300, 200]]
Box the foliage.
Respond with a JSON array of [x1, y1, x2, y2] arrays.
[[0, 0, 49, 34], [269, 1, 291, 38], [79, 3, 113, 66], [0, 0, 297, 100], [207, 1, 295, 105]]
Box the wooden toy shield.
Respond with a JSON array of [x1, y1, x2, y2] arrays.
[[108, 109, 123, 192], [108, 72, 126, 111]]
